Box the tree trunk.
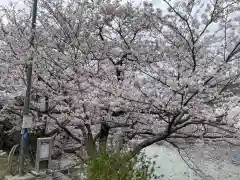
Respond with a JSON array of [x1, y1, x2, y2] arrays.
[[99, 122, 110, 152], [0, 124, 4, 149], [85, 134, 96, 157]]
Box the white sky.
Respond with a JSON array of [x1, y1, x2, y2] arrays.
[[0, 0, 162, 6], [0, 0, 16, 5]]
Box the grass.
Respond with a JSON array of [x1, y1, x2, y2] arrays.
[[0, 155, 8, 180], [0, 154, 33, 180]]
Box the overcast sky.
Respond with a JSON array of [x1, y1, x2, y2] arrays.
[[0, 0, 161, 6], [0, 0, 16, 5]]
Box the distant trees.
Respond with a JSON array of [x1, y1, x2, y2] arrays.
[[1, 0, 240, 159]]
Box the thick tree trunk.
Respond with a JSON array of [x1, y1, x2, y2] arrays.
[[85, 135, 96, 156], [99, 122, 110, 151], [83, 124, 96, 157], [129, 133, 169, 159]]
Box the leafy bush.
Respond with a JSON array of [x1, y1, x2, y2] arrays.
[[85, 148, 160, 180]]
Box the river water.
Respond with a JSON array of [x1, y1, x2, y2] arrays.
[[143, 144, 240, 180]]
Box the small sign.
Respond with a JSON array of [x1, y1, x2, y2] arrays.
[[22, 115, 33, 128], [35, 137, 52, 172], [40, 143, 50, 159]]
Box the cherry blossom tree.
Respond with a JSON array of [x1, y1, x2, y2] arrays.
[[1, 0, 240, 160]]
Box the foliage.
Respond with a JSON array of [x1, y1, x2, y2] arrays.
[[85, 149, 160, 180]]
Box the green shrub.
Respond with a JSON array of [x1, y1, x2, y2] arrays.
[[85, 148, 160, 180]]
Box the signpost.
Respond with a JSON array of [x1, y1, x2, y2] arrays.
[[34, 138, 52, 173]]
